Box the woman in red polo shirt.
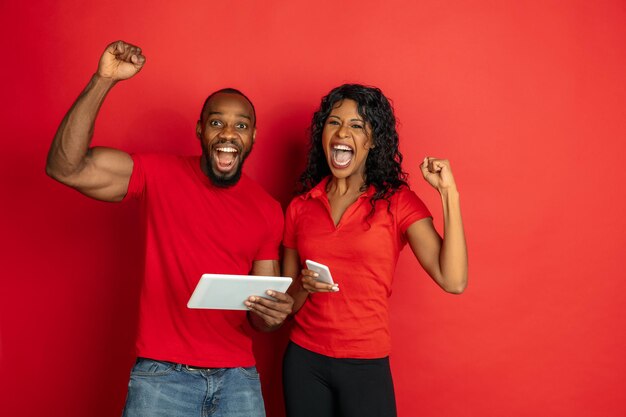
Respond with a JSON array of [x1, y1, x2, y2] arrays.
[[282, 84, 468, 417]]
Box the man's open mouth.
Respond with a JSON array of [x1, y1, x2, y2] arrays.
[[213, 145, 240, 172], [331, 144, 353, 168]]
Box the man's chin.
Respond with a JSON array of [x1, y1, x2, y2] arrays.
[[207, 165, 243, 188]]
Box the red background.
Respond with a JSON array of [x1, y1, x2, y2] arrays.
[[1, 1, 625, 416]]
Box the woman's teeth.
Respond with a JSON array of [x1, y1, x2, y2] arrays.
[[332, 145, 353, 167]]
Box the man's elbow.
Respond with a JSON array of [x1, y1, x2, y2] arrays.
[[45, 164, 72, 185], [45, 159, 80, 186], [45, 162, 61, 180]]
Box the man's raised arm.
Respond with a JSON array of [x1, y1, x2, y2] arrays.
[[46, 41, 146, 202]]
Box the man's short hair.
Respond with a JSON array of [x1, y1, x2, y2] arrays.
[[200, 88, 257, 127]]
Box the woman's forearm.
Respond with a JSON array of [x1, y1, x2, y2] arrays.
[[438, 188, 468, 293]]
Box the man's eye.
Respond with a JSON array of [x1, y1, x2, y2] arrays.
[[210, 120, 222, 127], [236, 123, 248, 129]]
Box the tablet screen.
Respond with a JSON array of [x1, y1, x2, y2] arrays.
[[187, 274, 292, 310]]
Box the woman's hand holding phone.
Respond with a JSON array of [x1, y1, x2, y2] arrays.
[[302, 260, 339, 293]]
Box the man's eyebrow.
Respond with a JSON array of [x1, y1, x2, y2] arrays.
[[208, 111, 252, 121]]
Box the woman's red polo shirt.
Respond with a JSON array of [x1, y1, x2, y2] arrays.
[[284, 178, 431, 358]]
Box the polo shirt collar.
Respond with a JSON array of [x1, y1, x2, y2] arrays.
[[302, 176, 376, 200]]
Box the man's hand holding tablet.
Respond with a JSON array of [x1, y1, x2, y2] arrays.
[[187, 274, 292, 310]]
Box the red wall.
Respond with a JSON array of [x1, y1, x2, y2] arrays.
[[1, 1, 625, 416]]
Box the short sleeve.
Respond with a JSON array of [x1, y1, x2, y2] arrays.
[[282, 198, 299, 249], [396, 188, 432, 234], [254, 199, 284, 261], [123, 153, 146, 201]]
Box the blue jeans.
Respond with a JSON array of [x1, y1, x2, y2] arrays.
[[122, 358, 266, 417]]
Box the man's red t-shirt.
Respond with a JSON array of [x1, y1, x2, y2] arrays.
[[284, 178, 431, 359], [124, 154, 283, 367]]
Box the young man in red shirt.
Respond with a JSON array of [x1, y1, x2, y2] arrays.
[[46, 40, 293, 417]]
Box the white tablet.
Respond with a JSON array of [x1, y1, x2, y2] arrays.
[[187, 274, 292, 310]]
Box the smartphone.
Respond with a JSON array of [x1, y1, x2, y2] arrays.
[[305, 260, 335, 285]]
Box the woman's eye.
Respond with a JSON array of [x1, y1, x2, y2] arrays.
[[352, 124, 364, 129], [328, 120, 340, 126]]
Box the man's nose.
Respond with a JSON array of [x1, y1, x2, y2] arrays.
[[219, 125, 237, 139]]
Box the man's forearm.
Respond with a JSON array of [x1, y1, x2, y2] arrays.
[[247, 311, 282, 332], [46, 74, 116, 180]]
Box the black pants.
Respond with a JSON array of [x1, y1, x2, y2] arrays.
[[283, 342, 397, 417]]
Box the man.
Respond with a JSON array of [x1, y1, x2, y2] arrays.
[[46, 40, 293, 417]]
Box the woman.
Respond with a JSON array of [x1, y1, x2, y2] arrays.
[[282, 84, 468, 417]]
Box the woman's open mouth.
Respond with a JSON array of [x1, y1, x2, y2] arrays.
[[331, 144, 353, 168]]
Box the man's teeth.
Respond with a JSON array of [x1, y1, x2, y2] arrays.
[[215, 146, 238, 169]]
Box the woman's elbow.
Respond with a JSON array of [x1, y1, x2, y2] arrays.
[[442, 277, 467, 294]]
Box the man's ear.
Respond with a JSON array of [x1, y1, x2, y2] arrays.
[[252, 128, 257, 143], [196, 121, 202, 139]]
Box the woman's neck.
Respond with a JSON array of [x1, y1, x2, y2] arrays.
[[326, 173, 365, 196]]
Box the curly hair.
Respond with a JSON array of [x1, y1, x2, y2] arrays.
[[298, 84, 408, 215]]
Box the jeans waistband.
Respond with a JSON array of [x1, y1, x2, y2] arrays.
[[183, 364, 212, 371], [137, 357, 214, 372]]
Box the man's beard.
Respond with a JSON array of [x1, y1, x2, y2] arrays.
[[204, 142, 253, 188]]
